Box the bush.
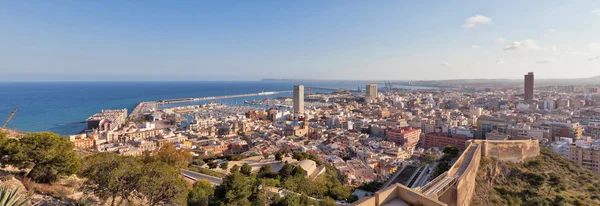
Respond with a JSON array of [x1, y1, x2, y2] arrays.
[[196, 168, 225, 178]]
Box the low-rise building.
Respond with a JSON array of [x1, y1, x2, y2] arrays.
[[73, 138, 95, 149]]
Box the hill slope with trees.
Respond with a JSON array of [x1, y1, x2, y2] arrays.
[[472, 148, 600, 206]]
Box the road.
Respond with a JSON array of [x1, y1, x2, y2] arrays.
[[182, 169, 223, 185]]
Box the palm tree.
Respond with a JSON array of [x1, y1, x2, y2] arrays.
[[0, 186, 28, 206]]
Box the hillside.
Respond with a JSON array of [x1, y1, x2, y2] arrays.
[[472, 148, 600, 206]]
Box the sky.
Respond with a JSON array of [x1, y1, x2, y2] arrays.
[[1, 1, 599, 81]]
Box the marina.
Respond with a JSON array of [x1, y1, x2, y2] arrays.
[[157, 90, 292, 105]]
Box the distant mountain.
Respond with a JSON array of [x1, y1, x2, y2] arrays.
[[263, 74, 600, 87]]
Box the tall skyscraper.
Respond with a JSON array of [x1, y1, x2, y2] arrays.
[[366, 84, 378, 99], [524, 72, 534, 103], [293, 85, 304, 117]]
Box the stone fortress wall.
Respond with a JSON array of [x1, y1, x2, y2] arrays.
[[469, 139, 540, 163]]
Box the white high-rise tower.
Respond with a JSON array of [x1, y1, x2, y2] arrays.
[[293, 85, 304, 117]]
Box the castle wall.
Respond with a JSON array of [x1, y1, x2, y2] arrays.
[[469, 139, 539, 163], [455, 144, 481, 206]]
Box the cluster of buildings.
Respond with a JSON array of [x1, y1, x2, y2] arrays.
[[85, 109, 127, 132], [69, 72, 600, 197]]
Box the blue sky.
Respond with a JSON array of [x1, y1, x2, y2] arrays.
[[1, 1, 599, 81]]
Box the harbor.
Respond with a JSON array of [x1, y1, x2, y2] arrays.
[[156, 90, 292, 105]]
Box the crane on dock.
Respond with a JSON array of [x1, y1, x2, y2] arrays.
[[2, 107, 19, 129]]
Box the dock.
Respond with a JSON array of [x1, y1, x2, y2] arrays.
[[129, 102, 158, 121], [157, 90, 292, 105], [307, 87, 363, 93]]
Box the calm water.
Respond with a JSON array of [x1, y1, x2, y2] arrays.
[[0, 81, 433, 135]]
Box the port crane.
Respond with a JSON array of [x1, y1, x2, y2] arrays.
[[2, 107, 19, 129]]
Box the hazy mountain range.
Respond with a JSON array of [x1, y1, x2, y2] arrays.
[[263, 75, 600, 87]]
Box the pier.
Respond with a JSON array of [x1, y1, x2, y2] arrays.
[[157, 90, 292, 105], [306, 86, 363, 93]]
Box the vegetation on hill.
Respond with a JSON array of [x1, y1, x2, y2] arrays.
[[0, 131, 356, 205], [81, 143, 190, 206], [472, 148, 600, 206], [186, 161, 352, 206], [0, 132, 81, 183], [0, 185, 29, 206]]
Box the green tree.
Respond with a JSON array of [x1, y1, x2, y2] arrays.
[[137, 162, 188, 206], [193, 159, 206, 167], [422, 152, 437, 164], [292, 152, 306, 161], [81, 152, 142, 206], [187, 180, 215, 206], [275, 152, 283, 161], [230, 165, 240, 173], [240, 163, 252, 176], [442, 146, 460, 157], [214, 172, 253, 206], [282, 193, 300, 206], [207, 161, 218, 169], [300, 194, 318, 205], [258, 164, 276, 178], [229, 154, 245, 161], [279, 163, 293, 179], [321, 197, 336, 206], [292, 166, 306, 178], [358, 181, 384, 192], [329, 185, 352, 201], [7, 132, 81, 183], [155, 143, 193, 168], [220, 162, 229, 170]]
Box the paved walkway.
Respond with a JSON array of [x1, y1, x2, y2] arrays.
[[182, 169, 223, 185]]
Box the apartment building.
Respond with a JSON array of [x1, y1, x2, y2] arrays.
[[86, 109, 128, 131], [541, 122, 583, 142], [569, 145, 600, 175], [423, 132, 469, 150], [386, 127, 422, 148]]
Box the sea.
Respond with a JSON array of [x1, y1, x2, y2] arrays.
[[0, 81, 435, 135]]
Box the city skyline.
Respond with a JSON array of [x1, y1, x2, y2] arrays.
[[1, 1, 600, 81]]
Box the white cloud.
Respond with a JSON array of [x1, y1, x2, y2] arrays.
[[564, 50, 592, 56], [440, 62, 449, 66], [503, 40, 540, 50], [552, 45, 557, 52], [536, 58, 554, 64], [592, 9, 600, 14], [591, 42, 600, 51], [548, 28, 559, 32], [463, 15, 493, 28], [496, 38, 507, 43], [590, 56, 600, 61], [472, 45, 480, 49], [496, 58, 505, 64]]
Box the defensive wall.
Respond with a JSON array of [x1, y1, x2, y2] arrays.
[[468, 139, 539, 163], [455, 144, 481, 206], [353, 183, 447, 206], [354, 140, 540, 206]]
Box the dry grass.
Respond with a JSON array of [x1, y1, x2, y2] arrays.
[[16, 175, 75, 201]]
